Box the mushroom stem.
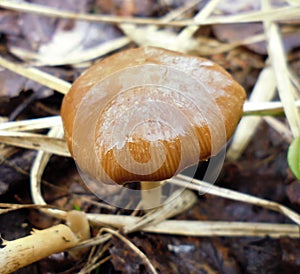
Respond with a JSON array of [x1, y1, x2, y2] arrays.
[[140, 181, 162, 210]]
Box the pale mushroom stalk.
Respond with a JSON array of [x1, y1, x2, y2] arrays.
[[140, 181, 163, 209]]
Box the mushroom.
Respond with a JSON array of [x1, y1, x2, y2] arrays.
[[61, 46, 246, 209]]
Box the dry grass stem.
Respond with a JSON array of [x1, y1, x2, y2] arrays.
[[88, 231, 110, 260], [79, 255, 112, 274], [175, 0, 221, 52], [141, 220, 300, 238], [207, 5, 300, 25], [0, 129, 70, 156], [162, 0, 203, 21], [0, 224, 80, 274], [119, 2, 299, 54], [0, 203, 57, 214], [243, 100, 300, 116], [73, 234, 112, 250], [10, 36, 131, 66], [285, 0, 299, 6], [120, 24, 189, 51], [30, 126, 68, 220], [101, 228, 158, 274], [2, 202, 298, 239], [0, 116, 62, 131], [170, 174, 300, 225], [262, 0, 300, 137], [177, 0, 220, 42], [0, 55, 71, 94], [122, 189, 197, 234], [0, 1, 299, 27], [86, 214, 300, 238], [227, 65, 277, 160], [82, 236, 112, 273], [118, 0, 202, 52]]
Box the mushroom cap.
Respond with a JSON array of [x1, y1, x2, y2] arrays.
[[61, 47, 246, 185]]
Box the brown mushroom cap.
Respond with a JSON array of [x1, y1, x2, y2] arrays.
[[61, 47, 246, 185]]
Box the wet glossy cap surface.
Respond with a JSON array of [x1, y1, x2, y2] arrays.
[[61, 47, 246, 184]]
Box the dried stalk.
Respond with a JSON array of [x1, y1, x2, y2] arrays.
[[0, 203, 58, 215], [0, 129, 69, 157], [227, 65, 277, 160], [0, 209, 91, 273], [11, 36, 130, 67], [30, 126, 69, 220], [1, 202, 298, 240], [122, 189, 197, 234], [82, 217, 300, 239], [177, 0, 220, 42], [262, 0, 300, 137], [169, 174, 300, 225], [119, 0, 202, 52], [0, 224, 79, 274], [243, 100, 300, 116], [140, 220, 300, 238], [0, 116, 62, 131], [0, 0, 299, 26], [0, 55, 71, 94], [101, 228, 158, 274], [79, 255, 112, 274], [80, 233, 112, 274]]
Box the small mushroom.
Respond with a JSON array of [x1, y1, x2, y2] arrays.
[[61, 47, 246, 209]]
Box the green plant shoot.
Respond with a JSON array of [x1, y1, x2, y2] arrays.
[[288, 136, 300, 181]]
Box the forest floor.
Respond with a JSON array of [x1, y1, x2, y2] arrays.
[[0, 0, 300, 273]]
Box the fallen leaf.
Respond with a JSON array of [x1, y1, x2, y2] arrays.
[[36, 21, 122, 66], [0, 69, 27, 98], [0, 10, 21, 36]]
